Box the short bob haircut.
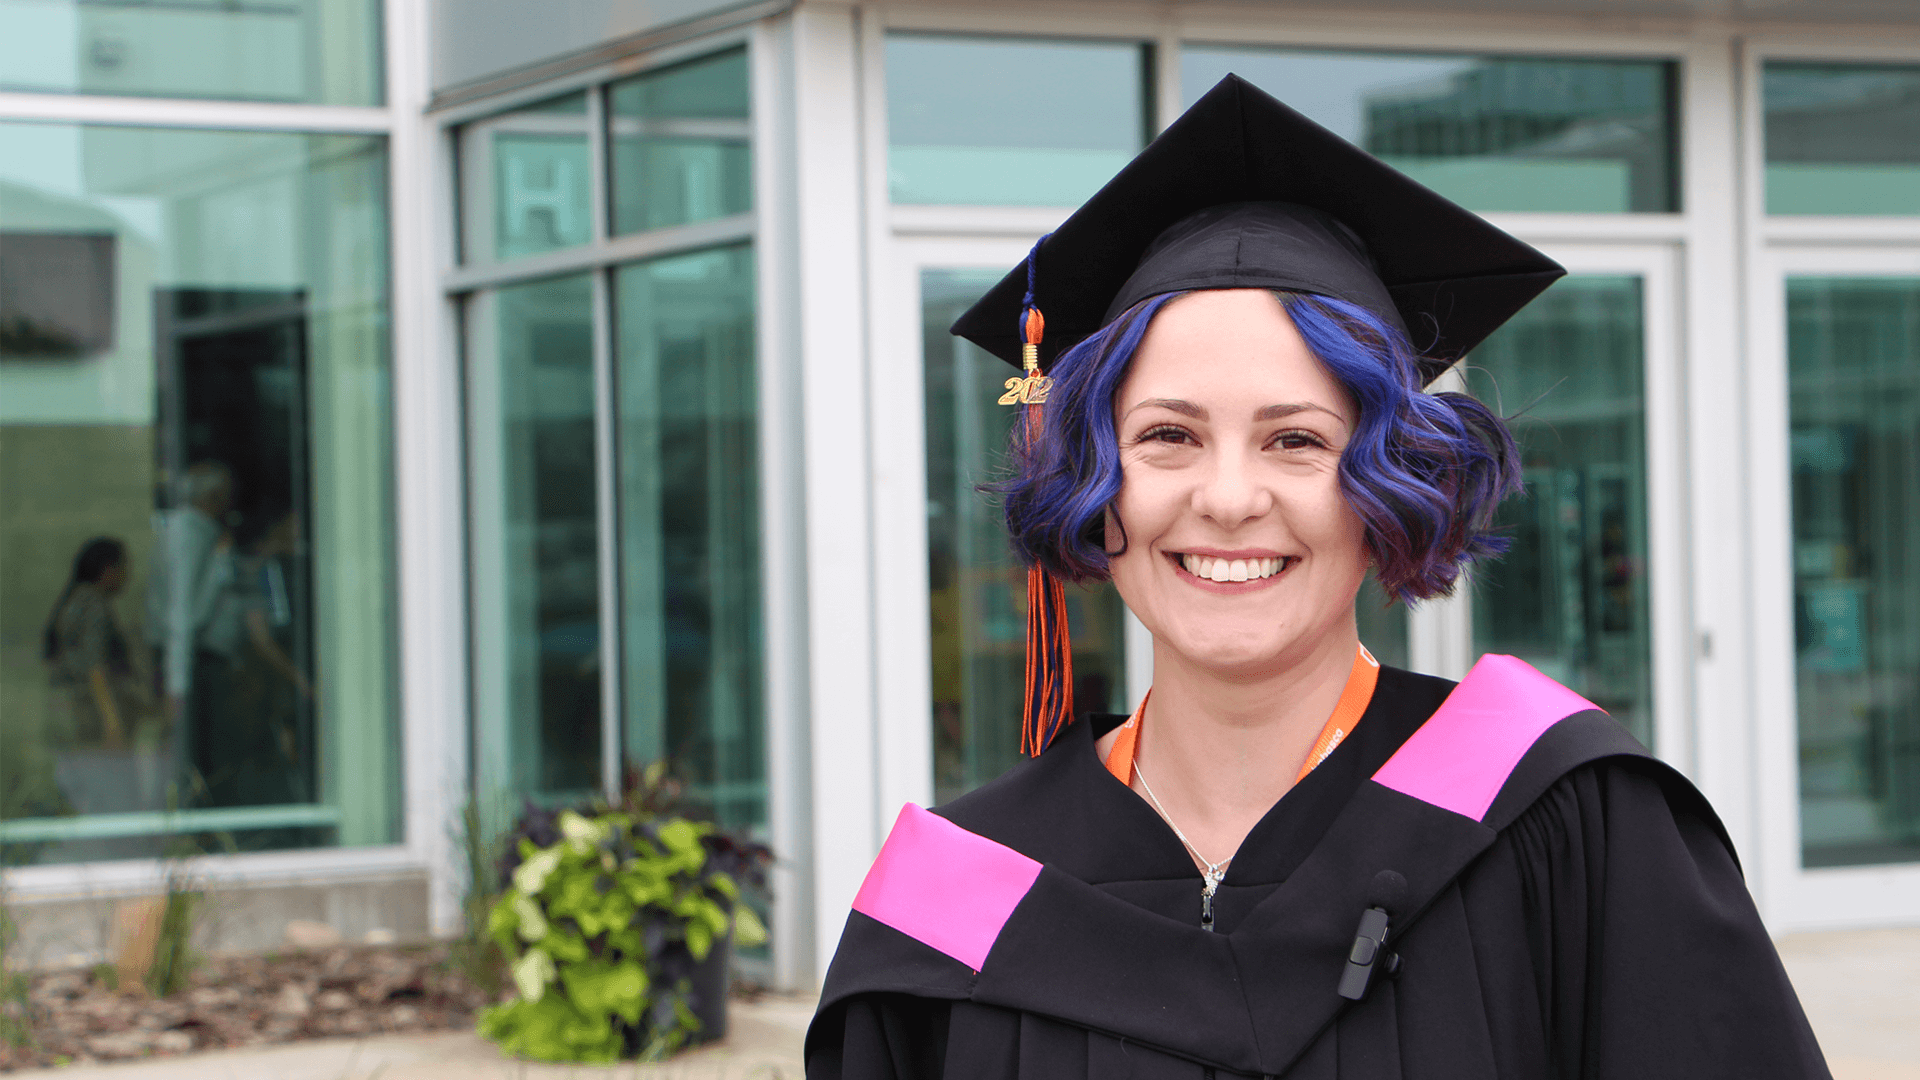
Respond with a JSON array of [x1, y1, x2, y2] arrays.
[[998, 290, 1522, 603]]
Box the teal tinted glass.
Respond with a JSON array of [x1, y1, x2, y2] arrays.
[[468, 274, 602, 803], [887, 36, 1149, 207], [0, 124, 398, 863], [614, 245, 764, 831], [1789, 277, 1920, 867], [1765, 64, 1920, 216], [1466, 276, 1653, 746], [1356, 577, 1410, 671], [0, 0, 379, 104], [476, 93, 592, 262], [610, 50, 753, 235], [922, 269, 1129, 803], [1183, 48, 1678, 213]]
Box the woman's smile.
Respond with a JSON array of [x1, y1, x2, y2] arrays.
[[1169, 550, 1298, 588]]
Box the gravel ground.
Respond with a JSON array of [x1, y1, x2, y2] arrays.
[[0, 944, 490, 1072]]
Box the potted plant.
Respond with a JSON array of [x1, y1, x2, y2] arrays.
[[478, 768, 770, 1064]]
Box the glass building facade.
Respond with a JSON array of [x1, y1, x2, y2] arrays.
[[2, 0, 1918, 984]]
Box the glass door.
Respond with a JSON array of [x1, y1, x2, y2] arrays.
[[1753, 247, 1920, 926], [917, 267, 1132, 803], [1413, 244, 1685, 761]]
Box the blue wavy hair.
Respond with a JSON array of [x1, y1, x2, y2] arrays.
[[997, 290, 1522, 603]]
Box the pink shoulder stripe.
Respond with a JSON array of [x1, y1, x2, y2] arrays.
[[851, 804, 1042, 971], [1372, 654, 1602, 822]]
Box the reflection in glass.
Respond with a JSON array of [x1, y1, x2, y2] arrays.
[[1183, 48, 1678, 213], [1764, 63, 1920, 216], [0, 123, 398, 864], [614, 246, 764, 831], [0, 0, 380, 104], [1790, 277, 1920, 867], [887, 36, 1148, 207], [922, 270, 1129, 804], [468, 274, 602, 803], [1355, 577, 1409, 671], [465, 93, 593, 262], [610, 50, 752, 235], [1466, 276, 1652, 746]]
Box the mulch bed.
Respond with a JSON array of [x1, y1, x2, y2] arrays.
[[0, 943, 493, 1071]]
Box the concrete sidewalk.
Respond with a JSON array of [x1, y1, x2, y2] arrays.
[[13, 928, 1917, 1080]]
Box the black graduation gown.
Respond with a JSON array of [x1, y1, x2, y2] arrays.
[[805, 664, 1831, 1080]]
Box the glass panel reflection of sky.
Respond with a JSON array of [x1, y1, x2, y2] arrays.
[[887, 35, 1147, 207], [1183, 47, 1678, 213], [1765, 63, 1920, 216]]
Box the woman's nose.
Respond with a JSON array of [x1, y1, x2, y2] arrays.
[[1192, 448, 1273, 526]]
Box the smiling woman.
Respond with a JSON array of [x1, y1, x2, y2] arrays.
[[805, 75, 1830, 1080]]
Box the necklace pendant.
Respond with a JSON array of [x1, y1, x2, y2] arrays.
[[1202, 867, 1224, 897]]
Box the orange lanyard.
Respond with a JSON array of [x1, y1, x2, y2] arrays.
[[1103, 644, 1380, 786]]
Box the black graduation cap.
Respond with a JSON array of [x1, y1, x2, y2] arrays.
[[951, 74, 1566, 385]]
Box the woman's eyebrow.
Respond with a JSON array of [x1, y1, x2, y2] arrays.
[[1126, 398, 1205, 419], [1255, 402, 1342, 421]]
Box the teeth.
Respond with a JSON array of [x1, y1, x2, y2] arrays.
[[1182, 554, 1290, 581]]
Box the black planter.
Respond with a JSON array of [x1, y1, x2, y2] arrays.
[[687, 931, 730, 1044]]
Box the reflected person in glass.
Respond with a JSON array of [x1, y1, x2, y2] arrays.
[[807, 76, 1830, 1080], [43, 537, 143, 752]]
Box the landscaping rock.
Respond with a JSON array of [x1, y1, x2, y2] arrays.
[[0, 942, 494, 1072]]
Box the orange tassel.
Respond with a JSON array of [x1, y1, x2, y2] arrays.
[[1019, 396, 1075, 757]]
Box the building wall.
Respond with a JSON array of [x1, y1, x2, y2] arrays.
[[4, 0, 1918, 991]]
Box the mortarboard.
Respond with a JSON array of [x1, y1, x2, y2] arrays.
[[957, 73, 1566, 756], [953, 73, 1565, 384]]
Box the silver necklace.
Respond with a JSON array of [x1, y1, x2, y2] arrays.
[[1133, 759, 1231, 900]]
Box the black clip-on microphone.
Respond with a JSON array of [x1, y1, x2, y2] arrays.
[[1337, 870, 1406, 1002]]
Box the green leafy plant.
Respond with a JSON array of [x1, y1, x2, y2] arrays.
[[477, 780, 769, 1064]]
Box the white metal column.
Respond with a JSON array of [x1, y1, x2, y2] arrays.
[[387, 0, 468, 937], [787, 1, 884, 985]]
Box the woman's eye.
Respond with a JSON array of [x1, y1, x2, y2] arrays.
[[1273, 430, 1328, 451], [1138, 424, 1194, 445]]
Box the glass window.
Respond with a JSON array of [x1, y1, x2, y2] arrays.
[[1466, 276, 1653, 746], [0, 0, 380, 105], [1789, 277, 1920, 868], [609, 49, 752, 235], [887, 35, 1149, 207], [614, 245, 763, 829], [1183, 48, 1678, 214], [1356, 578, 1410, 671], [921, 269, 1129, 803], [0, 123, 398, 864], [461, 92, 593, 264], [467, 274, 602, 804], [1764, 63, 1920, 216]]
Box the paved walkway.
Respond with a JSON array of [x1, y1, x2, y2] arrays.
[[16, 928, 1918, 1079]]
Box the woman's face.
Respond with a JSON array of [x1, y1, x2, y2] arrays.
[[1105, 289, 1370, 677], [97, 559, 127, 595]]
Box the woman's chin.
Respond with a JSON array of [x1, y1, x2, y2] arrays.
[[1162, 629, 1306, 678]]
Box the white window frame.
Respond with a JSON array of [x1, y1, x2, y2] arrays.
[[859, 11, 1709, 771], [1737, 33, 1920, 929], [0, 0, 462, 935], [437, 23, 802, 984], [1746, 245, 1920, 930]]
